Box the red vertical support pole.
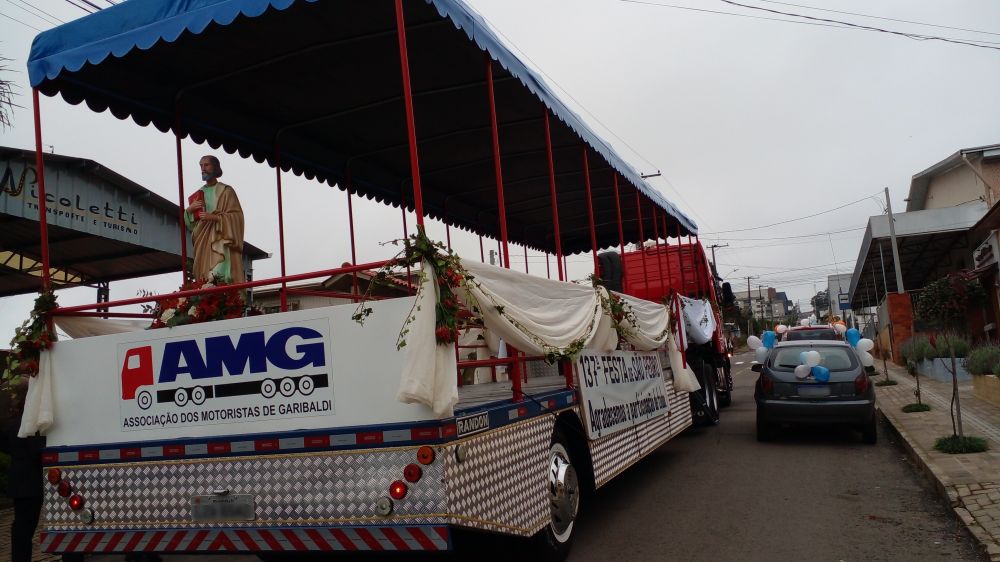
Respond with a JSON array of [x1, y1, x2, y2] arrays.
[[635, 191, 649, 294], [173, 112, 188, 282], [275, 148, 288, 312], [31, 89, 51, 291], [486, 54, 511, 269], [612, 175, 625, 255], [676, 223, 688, 297], [401, 189, 411, 294], [544, 111, 564, 281], [652, 206, 667, 298], [394, 0, 425, 226], [662, 214, 674, 293], [581, 147, 598, 274], [692, 235, 704, 297], [347, 190, 359, 300]]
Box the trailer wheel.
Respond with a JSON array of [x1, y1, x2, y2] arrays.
[[297, 375, 314, 396], [173, 388, 189, 407], [279, 377, 296, 397], [535, 428, 580, 561], [691, 360, 720, 426], [261, 379, 277, 399]]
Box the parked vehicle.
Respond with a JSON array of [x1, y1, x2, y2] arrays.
[[607, 241, 734, 423], [753, 341, 876, 444], [23, 2, 706, 561]]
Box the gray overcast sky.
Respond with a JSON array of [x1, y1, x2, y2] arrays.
[[2, 0, 1000, 332]]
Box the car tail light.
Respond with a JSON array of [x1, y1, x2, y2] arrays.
[[760, 374, 774, 395], [68, 494, 85, 511], [855, 372, 869, 394], [416, 446, 435, 465], [389, 480, 408, 500], [57, 480, 73, 498], [403, 463, 423, 483], [47, 468, 62, 485]]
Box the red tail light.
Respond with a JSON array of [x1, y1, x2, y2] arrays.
[[855, 372, 869, 394], [760, 374, 774, 395], [403, 464, 423, 483], [47, 468, 62, 485], [416, 446, 435, 465], [68, 494, 85, 511], [389, 481, 408, 500], [57, 480, 73, 498]]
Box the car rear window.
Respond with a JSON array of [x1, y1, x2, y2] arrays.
[[770, 346, 859, 371], [784, 329, 838, 341]]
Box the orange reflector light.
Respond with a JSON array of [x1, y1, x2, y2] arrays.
[[403, 463, 423, 483], [68, 494, 85, 511], [57, 480, 72, 498], [389, 480, 408, 500], [47, 468, 62, 485], [416, 446, 435, 465]]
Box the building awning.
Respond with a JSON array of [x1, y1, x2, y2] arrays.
[[848, 202, 988, 309]]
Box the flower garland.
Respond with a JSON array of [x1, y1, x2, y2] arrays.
[[2, 291, 58, 384], [144, 277, 256, 329]]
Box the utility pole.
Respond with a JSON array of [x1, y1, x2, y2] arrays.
[[708, 243, 728, 278], [885, 187, 904, 293], [745, 276, 757, 336]]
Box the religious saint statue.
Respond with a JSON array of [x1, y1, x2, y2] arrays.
[[184, 156, 245, 284]]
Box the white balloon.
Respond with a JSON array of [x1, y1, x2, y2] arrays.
[[747, 336, 762, 350], [776, 324, 788, 334], [805, 350, 822, 367], [794, 364, 811, 379], [861, 351, 875, 367], [857, 338, 874, 352], [755, 347, 769, 363], [800, 318, 811, 327], [834, 323, 848, 334]]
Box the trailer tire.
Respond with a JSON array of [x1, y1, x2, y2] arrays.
[[534, 428, 580, 561], [719, 359, 733, 408], [691, 359, 720, 426]]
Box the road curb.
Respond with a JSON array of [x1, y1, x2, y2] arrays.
[[877, 401, 1000, 561]]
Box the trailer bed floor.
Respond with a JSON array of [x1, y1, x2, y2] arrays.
[[456, 374, 569, 411]]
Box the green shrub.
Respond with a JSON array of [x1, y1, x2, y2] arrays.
[[930, 332, 970, 359], [933, 435, 989, 454], [875, 379, 898, 386], [965, 344, 1000, 375], [902, 403, 931, 413], [901, 335, 932, 362]]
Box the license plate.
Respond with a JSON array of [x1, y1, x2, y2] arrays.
[[191, 494, 255, 522], [798, 385, 830, 397]]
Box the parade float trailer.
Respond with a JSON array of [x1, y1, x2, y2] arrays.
[[22, 1, 712, 559]]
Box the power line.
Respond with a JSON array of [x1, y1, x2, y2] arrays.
[[0, 10, 41, 31], [6, 0, 59, 26], [757, 0, 1000, 40], [702, 192, 880, 234], [720, 0, 1000, 51], [62, 0, 94, 14], [10, 0, 63, 25], [704, 225, 864, 241], [618, 0, 850, 30]]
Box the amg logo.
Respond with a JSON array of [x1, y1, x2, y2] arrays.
[[456, 412, 490, 437]]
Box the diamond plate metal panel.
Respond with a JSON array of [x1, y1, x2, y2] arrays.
[[43, 448, 448, 531], [590, 386, 692, 487], [444, 415, 554, 537]]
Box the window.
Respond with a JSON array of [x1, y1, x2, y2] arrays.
[[771, 346, 858, 372]]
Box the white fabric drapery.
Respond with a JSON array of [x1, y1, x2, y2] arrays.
[[55, 316, 147, 338], [679, 295, 717, 345], [18, 351, 54, 437], [613, 291, 670, 350]]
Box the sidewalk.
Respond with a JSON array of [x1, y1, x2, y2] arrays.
[[0, 505, 60, 562], [875, 361, 1000, 561]]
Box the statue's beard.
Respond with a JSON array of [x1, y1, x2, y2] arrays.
[[202, 171, 219, 181]]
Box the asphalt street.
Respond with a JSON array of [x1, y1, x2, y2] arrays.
[[89, 351, 984, 562]]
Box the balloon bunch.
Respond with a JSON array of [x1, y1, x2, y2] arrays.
[[832, 321, 848, 335], [747, 330, 777, 363], [799, 318, 812, 327], [845, 328, 876, 367], [794, 350, 830, 381]]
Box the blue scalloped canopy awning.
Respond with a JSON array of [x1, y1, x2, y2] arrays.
[[27, 0, 697, 253]]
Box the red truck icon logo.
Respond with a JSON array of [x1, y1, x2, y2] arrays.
[[121, 346, 154, 409]]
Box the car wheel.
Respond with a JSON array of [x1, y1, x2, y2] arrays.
[[533, 428, 580, 561], [717, 366, 732, 408], [756, 409, 773, 442], [861, 415, 878, 445]]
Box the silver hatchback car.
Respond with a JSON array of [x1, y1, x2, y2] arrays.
[[753, 340, 876, 443]]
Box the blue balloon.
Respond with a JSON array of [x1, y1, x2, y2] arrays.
[[762, 330, 777, 349], [845, 328, 861, 347], [800, 351, 809, 365], [812, 365, 831, 382]]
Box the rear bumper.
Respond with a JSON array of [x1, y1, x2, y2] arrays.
[[756, 398, 875, 426], [41, 525, 451, 554]]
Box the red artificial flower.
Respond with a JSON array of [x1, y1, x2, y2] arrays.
[[435, 325, 454, 343]]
